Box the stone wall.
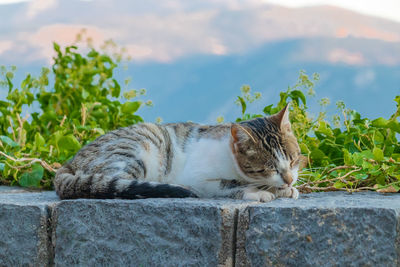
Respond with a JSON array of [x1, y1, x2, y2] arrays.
[[0, 187, 399, 266]]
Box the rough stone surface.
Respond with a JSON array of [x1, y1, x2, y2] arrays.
[[1, 187, 400, 267], [0, 185, 31, 193], [236, 192, 400, 267], [52, 198, 244, 267], [0, 191, 58, 267]]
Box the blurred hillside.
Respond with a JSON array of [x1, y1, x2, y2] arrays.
[[0, 1, 399, 122]]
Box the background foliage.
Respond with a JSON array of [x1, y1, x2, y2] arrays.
[[0, 41, 147, 188], [235, 71, 400, 193], [0, 40, 399, 193]]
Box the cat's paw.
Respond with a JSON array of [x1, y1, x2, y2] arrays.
[[243, 189, 276, 202], [276, 186, 299, 199], [291, 187, 299, 199]]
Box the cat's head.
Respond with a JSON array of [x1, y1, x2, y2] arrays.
[[230, 104, 301, 188]]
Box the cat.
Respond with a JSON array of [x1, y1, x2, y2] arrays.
[[54, 104, 301, 202]]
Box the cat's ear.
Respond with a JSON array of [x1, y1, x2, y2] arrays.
[[271, 103, 291, 131], [231, 124, 256, 144]]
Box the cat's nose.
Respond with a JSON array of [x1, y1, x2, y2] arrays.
[[281, 172, 293, 185]]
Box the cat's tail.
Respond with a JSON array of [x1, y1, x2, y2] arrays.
[[54, 163, 198, 200]]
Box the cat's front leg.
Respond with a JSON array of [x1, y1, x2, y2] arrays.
[[242, 187, 276, 202], [274, 186, 299, 199]]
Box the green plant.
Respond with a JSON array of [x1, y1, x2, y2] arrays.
[[236, 71, 400, 192], [0, 41, 147, 188], [2, 37, 399, 194], [235, 85, 262, 122]]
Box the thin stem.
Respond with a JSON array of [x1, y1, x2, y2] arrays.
[[0, 151, 57, 173], [8, 117, 16, 142]]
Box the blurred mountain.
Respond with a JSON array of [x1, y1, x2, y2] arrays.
[[128, 37, 400, 123], [0, 1, 399, 122]]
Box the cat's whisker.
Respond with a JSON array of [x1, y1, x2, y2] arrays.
[[261, 185, 273, 191]]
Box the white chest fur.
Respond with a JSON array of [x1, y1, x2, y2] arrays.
[[174, 137, 240, 197]]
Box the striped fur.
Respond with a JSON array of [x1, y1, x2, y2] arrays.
[[54, 105, 301, 202]]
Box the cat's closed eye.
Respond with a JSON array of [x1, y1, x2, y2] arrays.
[[247, 169, 265, 174]]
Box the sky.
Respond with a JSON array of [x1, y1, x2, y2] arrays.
[[1, 0, 399, 22], [1, 0, 400, 65], [0, 0, 399, 123], [264, 0, 400, 23]]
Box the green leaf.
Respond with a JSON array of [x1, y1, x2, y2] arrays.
[[130, 114, 144, 123], [376, 175, 386, 185], [34, 133, 45, 149], [355, 173, 369, 180], [111, 79, 121, 98], [317, 121, 333, 137], [352, 153, 364, 166], [372, 147, 384, 161], [52, 131, 64, 145], [87, 49, 98, 58], [21, 74, 32, 89], [343, 149, 352, 166], [310, 149, 325, 161], [6, 76, 13, 93], [0, 135, 19, 148], [237, 96, 246, 115], [333, 181, 346, 189], [121, 101, 141, 114], [371, 118, 388, 128], [263, 104, 273, 115], [82, 89, 89, 99], [373, 130, 385, 143], [53, 42, 60, 53], [93, 128, 105, 135], [360, 150, 374, 160], [58, 135, 81, 152], [41, 109, 57, 121], [19, 164, 44, 187], [289, 90, 306, 105], [0, 100, 9, 109], [299, 143, 309, 154], [361, 161, 373, 170], [387, 120, 400, 133]]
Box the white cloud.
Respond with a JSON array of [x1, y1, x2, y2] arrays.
[[1, 0, 400, 64], [354, 69, 376, 88], [262, 0, 400, 23], [26, 0, 57, 19], [21, 24, 105, 62], [0, 40, 13, 55], [0, 0, 30, 4], [125, 44, 154, 61], [328, 49, 365, 65], [208, 37, 228, 55], [104, 11, 227, 62]]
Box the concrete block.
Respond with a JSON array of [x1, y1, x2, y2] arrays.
[[236, 192, 400, 267], [0, 191, 59, 267], [2, 187, 400, 267], [52, 198, 244, 267]]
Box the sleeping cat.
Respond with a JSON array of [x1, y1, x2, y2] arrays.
[[54, 104, 301, 202]]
